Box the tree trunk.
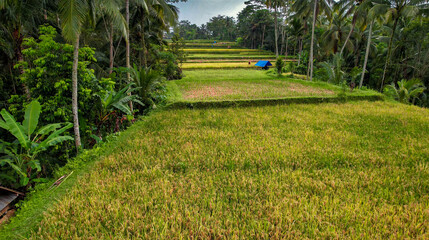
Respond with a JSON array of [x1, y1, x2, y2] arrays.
[[141, 16, 147, 67], [340, 15, 357, 56], [359, 20, 373, 88], [381, 17, 399, 90], [125, 0, 133, 111], [280, 29, 285, 55], [12, 28, 30, 99], [298, 38, 302, 66], [285, 33, 289, 59], [109, 24, 114, 74], [126, 0, 130, 74], [274, 7, 279, 57], [72, 35, 82, 150], [307, 0, 318, 81], [261, 25, 266, 49]]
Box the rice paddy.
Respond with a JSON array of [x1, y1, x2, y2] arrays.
[[26, 102, 429, 239], [1, 40, 428, 239], [167, 69, 378, 103]]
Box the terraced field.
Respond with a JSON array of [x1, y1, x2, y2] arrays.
[[2, 40, 428, 239], [182, 40, 278, 64], [172, 40, 382, 106]]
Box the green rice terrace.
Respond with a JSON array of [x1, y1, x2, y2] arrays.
[[1, 40, 428, 239]]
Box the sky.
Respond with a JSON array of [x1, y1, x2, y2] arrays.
[[173, 0, 246, 26]]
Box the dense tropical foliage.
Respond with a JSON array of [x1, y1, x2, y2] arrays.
[[0, 0, 186, 190]]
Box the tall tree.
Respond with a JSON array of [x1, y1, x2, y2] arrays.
[[371, 0, 424, 90], [59, 0, 124, 149], [0, 0, 46, 99], [308, 0, 318, 81], [266, 0, 285, 57], [338, 0, 367, 55], [293, 0, 332, 81], [359, 0, 378, 88]]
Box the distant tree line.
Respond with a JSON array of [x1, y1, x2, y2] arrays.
[[176, 0, 429, 107]]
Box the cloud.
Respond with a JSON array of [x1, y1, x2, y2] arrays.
[[174, 0, 246, 25]]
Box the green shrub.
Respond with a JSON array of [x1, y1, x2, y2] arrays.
[[276, 58, 285, 76], [12, 25, 106, 148]]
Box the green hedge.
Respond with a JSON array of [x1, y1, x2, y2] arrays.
[[167, 95, 384, 109]]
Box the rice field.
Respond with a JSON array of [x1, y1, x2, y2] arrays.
[[182, 62, 264, 69], [187, 54, 277, 60], [184, 49, 269, 54], [25, 102, 429, 239], [2, 40, 426, 239], [167, 69, 379, 103]]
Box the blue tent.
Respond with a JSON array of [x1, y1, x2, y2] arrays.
[[255, 61, 272, 68]]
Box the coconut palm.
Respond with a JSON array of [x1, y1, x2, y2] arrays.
[[0, 0, 48, 98], [338, 0, 369, 56], [370, 0, 426, 90], [293, 0, 332, 81], [321, 2, 352, 54], [265, 0, 286, 57], [359, 0, 380, 88], [59, 0, 125, 149], [130, 0, 178, 67]]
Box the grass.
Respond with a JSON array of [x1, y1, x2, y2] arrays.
[[0, 141, 121, 239], [186, 59, 277, 63], [183, 39, 235, 44], [173, 80, 335, 101], [184, 49, 269, 54], [182, 62, 269, 69], [167, 69, 380, 103], [13, 101, 429, 239], [187, 54, 277, 60], [183, 44, 242, 49]]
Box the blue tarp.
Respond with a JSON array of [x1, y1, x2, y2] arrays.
[[255, 61, 272, 67]]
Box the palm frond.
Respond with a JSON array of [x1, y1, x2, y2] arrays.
[[59, 0, 89, 42]]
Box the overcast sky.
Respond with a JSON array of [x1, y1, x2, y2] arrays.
[[173, 0, 246, 26]]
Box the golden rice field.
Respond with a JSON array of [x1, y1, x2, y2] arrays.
[[182, 61, 264, 69], [26, 102, 429, 239], [187, 54, 277, 60]]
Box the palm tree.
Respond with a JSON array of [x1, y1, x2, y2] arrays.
[[338, 0, 367, 56], [0, 0, 46, 99], [293, 0, 332, 81], [321, 2, 351, 54], [370, 0, 425, 90], [59, 0, 124, 149], [266, 0, 286, 57], [319, 53, 345, 84], [359, 0, 378, 88], [130, 0, 178, 67], [359, 19, 374, 88]]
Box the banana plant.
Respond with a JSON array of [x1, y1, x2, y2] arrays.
[[0, 101, 73, 189]]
